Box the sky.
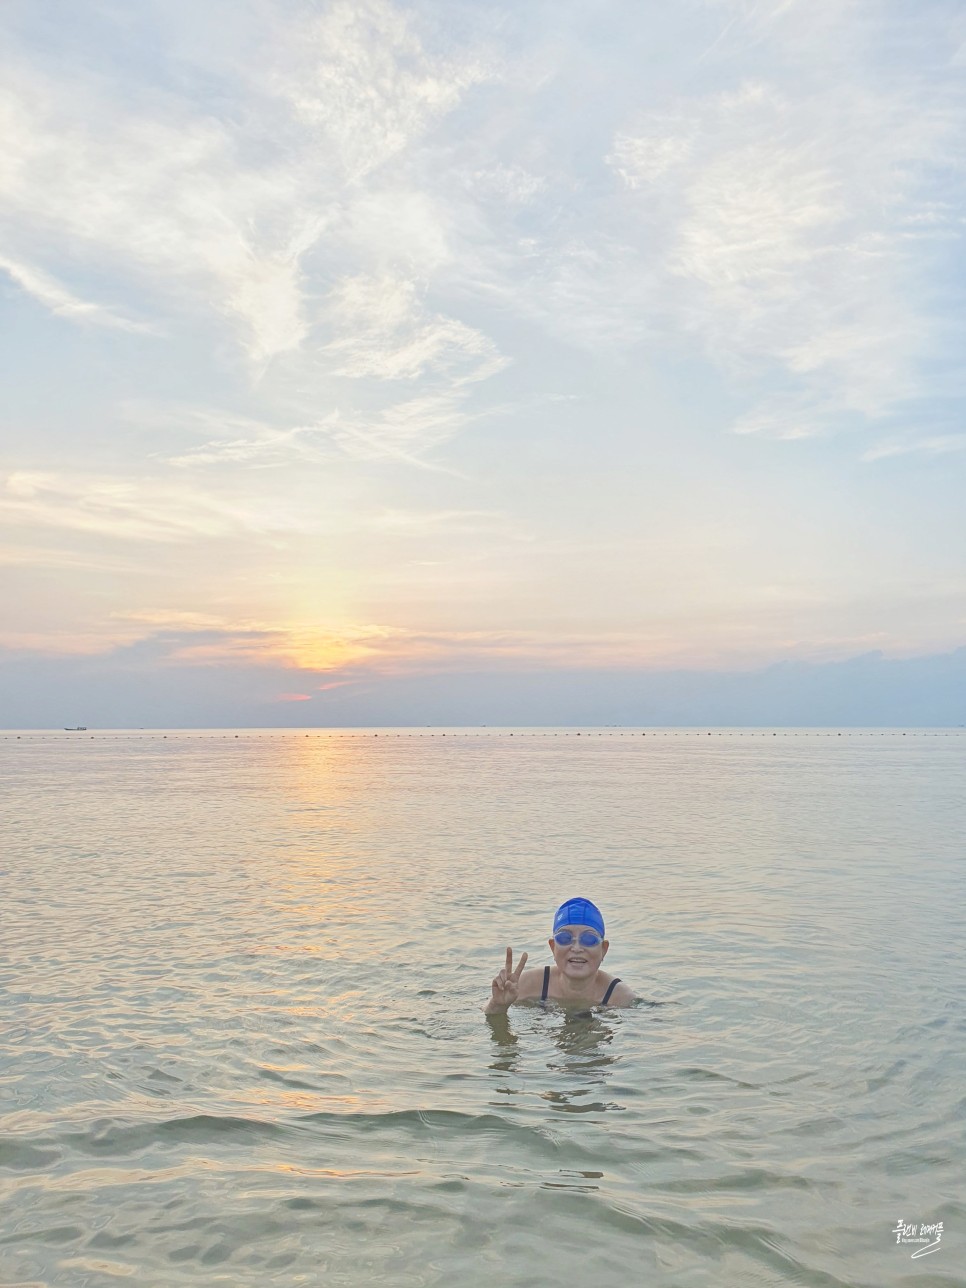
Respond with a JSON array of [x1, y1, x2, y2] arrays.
[[2, 0, 965, 726]]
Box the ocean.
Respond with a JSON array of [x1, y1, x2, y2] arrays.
[[2, 729, 964, 1286]]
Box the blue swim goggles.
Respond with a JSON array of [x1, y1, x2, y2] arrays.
[[553, 927, 603, 948]]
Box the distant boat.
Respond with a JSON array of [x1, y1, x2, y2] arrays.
[[64, 726, 87, 731]]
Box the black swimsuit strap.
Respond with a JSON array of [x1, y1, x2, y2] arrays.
[[542, 968, 620, 1005], [600, 977, 621, 1006]]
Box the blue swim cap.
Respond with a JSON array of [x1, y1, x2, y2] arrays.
[[553, 898, 605, 938]]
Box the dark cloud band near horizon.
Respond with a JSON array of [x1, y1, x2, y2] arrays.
[[2, 645, 963, 729]]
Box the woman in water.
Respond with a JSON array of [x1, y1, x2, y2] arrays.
[[484, 898, 635, 1014]]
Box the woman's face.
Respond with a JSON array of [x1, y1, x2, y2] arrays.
[[549, 925, 609, 981]]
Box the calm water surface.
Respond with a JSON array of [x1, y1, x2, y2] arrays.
[[2, 729, 964, 1287]]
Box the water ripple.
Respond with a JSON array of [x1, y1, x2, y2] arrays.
[[3, 730, 964, 1286]]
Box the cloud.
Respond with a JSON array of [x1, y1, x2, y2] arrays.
[[0, 460, 510, 570], [607, 37, 966, 441], [140, 395, 477, 470], [0, 0, 495, 368], [4, 636, 965, 728], [324, 392, 488, 466], [112, 609, 232, 630], [454, 163, 547, 205], [160, 416, 341, 470], [0, 254, 153, 333], [369, 508, 511, 533], [500, 235, 659, 352], [0, 543, 140, 573], [265, 0, 494, 182], [1, 471, 265, 543], [323, 274, 506, 384], [123, 623, 399, 673], [7, 612, 966, 692], [0, 70, 315, 364], [862, 434, 966, 462]]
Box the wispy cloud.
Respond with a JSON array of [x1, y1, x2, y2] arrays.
[[161, 417, 341, 470], [1, 465, 510, 553], [369, 508, 511, 533], [0, 543, 141, 574], [862, 434, 966, 462], [2, 471, 265, 543], [608, 41, 965, 442], [0, 254, 153, 333], [264, 0, 494, 182], [0, 0, 497, 371], [324, 274, 506, 384], [142, 395, 477, 471], [0, 70, 315, 363]]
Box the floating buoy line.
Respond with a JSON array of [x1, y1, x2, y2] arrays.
[[4, 730, 963, 742]]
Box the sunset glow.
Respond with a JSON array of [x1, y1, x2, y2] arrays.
[[2, 0, 964, 726]]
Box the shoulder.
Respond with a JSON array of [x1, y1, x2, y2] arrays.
[[603, 979, 636, 1007], [515, 965, 548, 1000]]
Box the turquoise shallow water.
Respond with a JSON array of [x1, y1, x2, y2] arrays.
[[2, 729, 965, 1287]]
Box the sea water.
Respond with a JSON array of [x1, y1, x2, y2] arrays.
[[2, 729, 964, 1287]]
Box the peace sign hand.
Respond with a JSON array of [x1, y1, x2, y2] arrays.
[[487, 947, 529, 1012]]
